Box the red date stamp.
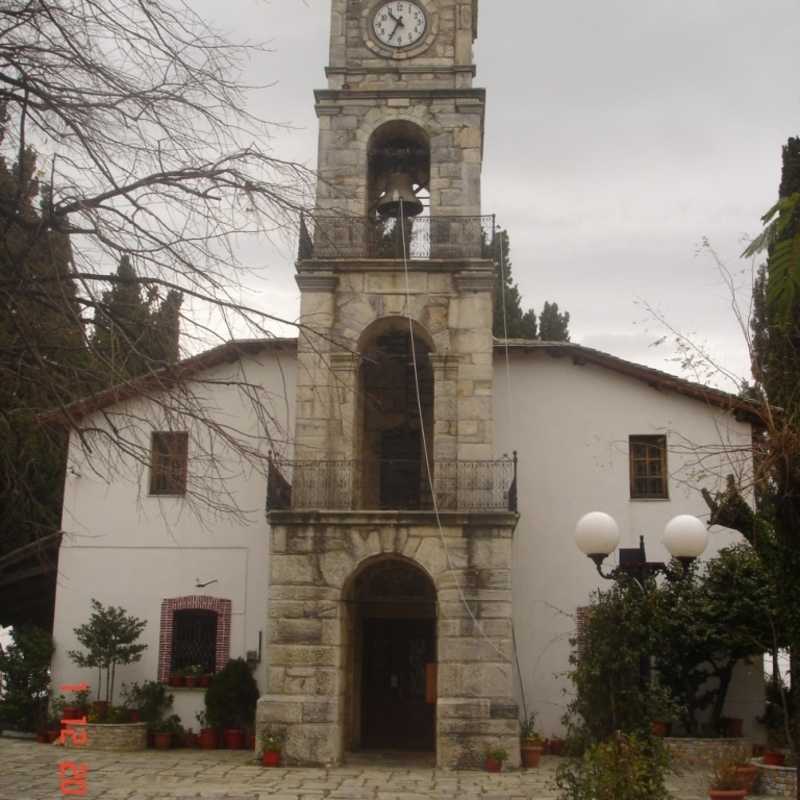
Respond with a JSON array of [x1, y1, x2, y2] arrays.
[[58, 683, 90, 797]]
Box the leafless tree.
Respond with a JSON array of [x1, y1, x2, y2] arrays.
[[0, 0, 320, 618]]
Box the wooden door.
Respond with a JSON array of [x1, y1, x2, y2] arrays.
[[361, 617, 435, 750]]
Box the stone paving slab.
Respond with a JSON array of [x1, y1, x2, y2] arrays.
[[0, 738, 785, 800]]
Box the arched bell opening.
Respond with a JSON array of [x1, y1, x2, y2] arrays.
[[357, 318, 434, 510], [342, 556, 437, 754], [367, 121, 431, 258]]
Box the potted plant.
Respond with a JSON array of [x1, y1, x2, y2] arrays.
[[520, 713, 544, 768], [152, 718, 175, 750], [184, 664, 204, 689], [763, 724, 787, 765], [708, 756, 747, 800], [68, 599, 147, 708], [204, 658, 259, 750], [650, 719, 671, 737], [731, 746, 758, 795], [63, 686, 90, 720], [763, 750, 786, 766], [484, 747, 508, 773], [199, 672, 213, 688], [196, 711, 218, 750], [261, 730, 285, 767], [121, 680, 174, 748], [168, 667, 186, 687]]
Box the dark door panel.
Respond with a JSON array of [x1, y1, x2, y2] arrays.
[[362, 617, 435, 750]]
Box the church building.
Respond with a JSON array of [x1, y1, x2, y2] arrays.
[[49, 0, 762, 768]]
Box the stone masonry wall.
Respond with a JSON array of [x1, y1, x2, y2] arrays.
[[315, 94, 484, 218], [65, 723, 147, 752], [665, 737, 753, 769], [293, 262, 495, 469], [758, 762, 797, 797], [328, 0, 476, 84], [257, 510, 520, 768]]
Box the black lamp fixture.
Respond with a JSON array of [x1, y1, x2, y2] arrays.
[[574, 512, 709, 583]]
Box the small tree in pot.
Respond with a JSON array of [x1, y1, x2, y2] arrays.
[[204, 659, 259, 749], [68, 599, 147, 706]]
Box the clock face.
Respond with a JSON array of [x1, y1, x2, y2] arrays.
[[372, 2, 427, 49]]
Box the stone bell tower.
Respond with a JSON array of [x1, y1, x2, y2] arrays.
[[259, 0, 521, 768]]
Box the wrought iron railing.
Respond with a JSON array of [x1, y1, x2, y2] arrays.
[[298, 214, 495, 260], [266, 453, 517, 513]]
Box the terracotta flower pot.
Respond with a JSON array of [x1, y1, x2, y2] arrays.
[[62, 705, 82, 720], [154, 732, 172, 750], [763, 751, 785, 766], [224, 728, 244, 749], [129, 709, 141, 722], [651, 720, 670, 737], [723, 717, 744, 738], [169, 674, 185, 687], [91, 701, 109, 717], [708, 791, 746, 800], [199, 728, 218, 749], [262, 750, 281, 767], [485, 757, 502, 773], [184, 675, 198, 688], [549, 738, 565, 756], [520, 743, 543, 768], [200, 675, 211, 687], [734, 764, 758, 794]]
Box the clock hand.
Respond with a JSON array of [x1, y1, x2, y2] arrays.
[[388, 16, 404, 41]]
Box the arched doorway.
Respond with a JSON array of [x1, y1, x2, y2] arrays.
[[344, 556, 437, 753], [358, 318, 434, 510]]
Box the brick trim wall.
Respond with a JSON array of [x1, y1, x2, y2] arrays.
[[157, 596, 232, 683]]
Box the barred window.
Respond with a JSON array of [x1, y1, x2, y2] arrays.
[[149, 432, 188, 496], [170, 610, 217, 674], [629, 435, 668, 499]]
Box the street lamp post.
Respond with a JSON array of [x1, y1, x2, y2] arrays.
[[574, 512, 709, 585], [573, 511, 709, 703]]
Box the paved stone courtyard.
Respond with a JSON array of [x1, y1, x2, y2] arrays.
[[0, 738, 784, 800]]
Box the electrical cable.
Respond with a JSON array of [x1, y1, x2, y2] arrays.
[[398, 202, 511, 666], [497, 228, 529, 721]]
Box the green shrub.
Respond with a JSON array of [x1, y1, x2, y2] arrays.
[[0, 626, 54, 731], [120, 680, 172, 728], [555, 732, 670, 800], [204, 658, 259, 729]]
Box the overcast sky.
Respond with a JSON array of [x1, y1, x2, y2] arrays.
[[193, 0, 799, 392]]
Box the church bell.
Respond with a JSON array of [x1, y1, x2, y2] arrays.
[[376, 172, 424, 218]]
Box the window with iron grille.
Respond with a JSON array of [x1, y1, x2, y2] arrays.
[[629, 434, 668, 499], [170, 610, 217, 674], [149, 431, 188, 495]]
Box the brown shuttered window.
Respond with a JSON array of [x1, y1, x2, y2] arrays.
[[149, 432, 188, 496], [629, 434, 668, 499]]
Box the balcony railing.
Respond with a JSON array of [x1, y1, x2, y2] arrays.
[[298, 214, 495, 261], [267, 454, 517, 513]]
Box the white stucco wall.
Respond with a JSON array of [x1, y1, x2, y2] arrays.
[[493, 349, 760, 739], [51, 341, 761, 739], [51, 346, 295, 728]]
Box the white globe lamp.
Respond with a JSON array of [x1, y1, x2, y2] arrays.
[[662, 515, 708, 564], [575, 512, 620, 560]]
